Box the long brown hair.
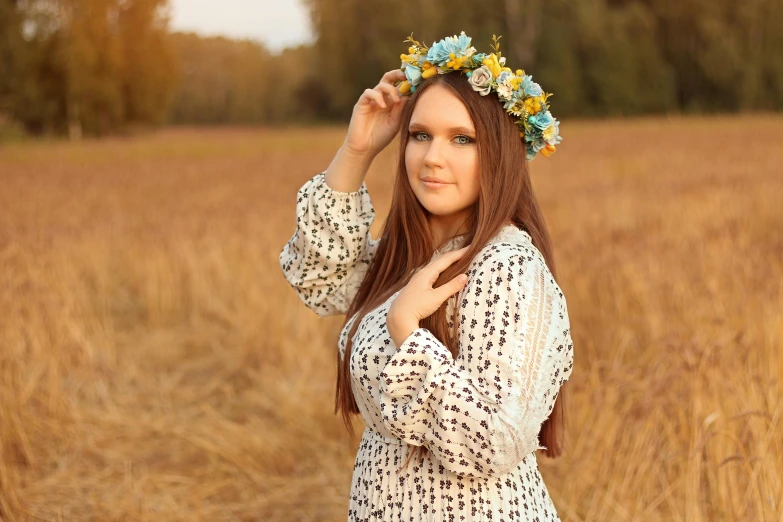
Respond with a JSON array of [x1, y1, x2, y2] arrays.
[[335, 71, 569, 468]]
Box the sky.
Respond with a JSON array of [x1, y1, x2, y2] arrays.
[[168, 0, 314, 53]]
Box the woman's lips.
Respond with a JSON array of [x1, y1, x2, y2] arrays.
[[421, 179, 451, 190]]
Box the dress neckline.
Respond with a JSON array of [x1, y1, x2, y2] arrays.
[[432, 224, 531, 257]]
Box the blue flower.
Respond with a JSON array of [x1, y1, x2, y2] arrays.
[[404, 64, 422, 86], [528, 110, 553, 130], [530, 137, 548, 153], [526, 127, 544, 141], [426, 31, 473, 67], [497, 70, 514, 84], [521, 75, 543, 97]]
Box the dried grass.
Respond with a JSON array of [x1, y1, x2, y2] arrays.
[[1, 116, 781, 521]]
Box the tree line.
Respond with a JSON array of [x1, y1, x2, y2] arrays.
[[1, 0, 781, 138], [1, 0, 177, 138]]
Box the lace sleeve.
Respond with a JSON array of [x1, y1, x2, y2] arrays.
[[279, 172, 378, 317], [378, 250, 574, 478]]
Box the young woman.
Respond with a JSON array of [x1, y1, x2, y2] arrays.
[[280, 33, 574, 521]]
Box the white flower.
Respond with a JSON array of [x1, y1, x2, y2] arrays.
[[468, 65, 493, 96], [544, 120, 562, 145], [495, 73, 516, 100], [496, 83, 514, 99]]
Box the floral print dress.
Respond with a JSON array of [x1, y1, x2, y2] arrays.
[[279, 172, 575, 522]]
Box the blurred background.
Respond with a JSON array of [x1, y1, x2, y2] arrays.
[[1, 0, 781, 521], [2, 0, 783, 138]]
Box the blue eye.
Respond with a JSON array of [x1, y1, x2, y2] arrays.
[[410, 132, 474, 145]]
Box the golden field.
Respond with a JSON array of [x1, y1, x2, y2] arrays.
[[1, 116, 782, 521]]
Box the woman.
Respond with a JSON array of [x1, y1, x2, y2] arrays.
[[279, 32, 574, 521]]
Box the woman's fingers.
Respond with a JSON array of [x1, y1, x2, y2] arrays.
[[361, 70, 405, 111], [362, 88, 386, 109], [396, 245, 471, 322], [376, 82, 401, 104], [381, 69, 407, 85], [407, 245, 470, 282], [431, 273, 468, 303]]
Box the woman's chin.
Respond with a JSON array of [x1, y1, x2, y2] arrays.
[[420, 203, 465, 218]]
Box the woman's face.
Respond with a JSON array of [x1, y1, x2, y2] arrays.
[[405, 83, 480, 229]]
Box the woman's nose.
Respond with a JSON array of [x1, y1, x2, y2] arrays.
[[423, 139, 446, 168]]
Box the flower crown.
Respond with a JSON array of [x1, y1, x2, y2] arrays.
[[396, 31, 562, 160]]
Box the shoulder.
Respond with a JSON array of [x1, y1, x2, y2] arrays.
[[470, 226, 545, 275], [467, 227, 565, 304]]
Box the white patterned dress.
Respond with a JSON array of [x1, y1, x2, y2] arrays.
[[279, 172, 575, 522]]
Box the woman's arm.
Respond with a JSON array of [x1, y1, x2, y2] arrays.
[[378, 250, 574, 478], [278, 167, 378, 317], [323, 143, 375, 193]]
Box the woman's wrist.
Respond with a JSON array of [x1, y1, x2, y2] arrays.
[[387, 315, 420, 348], [341, 142, 377, 162], [323, 144, 376, 193]]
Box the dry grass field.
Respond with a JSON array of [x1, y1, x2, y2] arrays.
[[1, 115, 782, 521]]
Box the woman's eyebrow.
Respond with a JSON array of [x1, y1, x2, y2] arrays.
[[408, 123, 476, 135]]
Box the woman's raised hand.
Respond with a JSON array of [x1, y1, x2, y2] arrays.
[[386, 246, 471, 347], [343, 69, 410, 158]]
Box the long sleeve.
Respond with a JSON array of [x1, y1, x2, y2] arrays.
[[279, 171, 379, 317], [378, 250, 574, 479]]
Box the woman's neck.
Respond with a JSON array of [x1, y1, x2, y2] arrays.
[[429, 215, 469, 249], [430, 218, 516, 250]]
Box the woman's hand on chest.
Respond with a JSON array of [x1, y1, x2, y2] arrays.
[[386, 245, 470, 347]]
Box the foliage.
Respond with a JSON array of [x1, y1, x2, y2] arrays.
[[1, 0, 781, 137], [303, 0, 783, 118], [0, 0, 177, 137]]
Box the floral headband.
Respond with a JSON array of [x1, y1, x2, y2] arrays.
[[397, 31, 562, 160]]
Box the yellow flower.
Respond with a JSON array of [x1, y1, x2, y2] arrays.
[[398, 80, 411, 94], [400, 54, 418, 66], [482, 53, 502, 77], [542, 123, 557, 141], [504, 99, 525, 117], [540, 144, 557, 157], [524, 96, 546, 115], [408, 46, 416, 54], [421, 62, 438, 79], [446, 52, 465, 70]]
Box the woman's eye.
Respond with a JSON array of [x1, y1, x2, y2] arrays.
[[411, 132, 473, 145]]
